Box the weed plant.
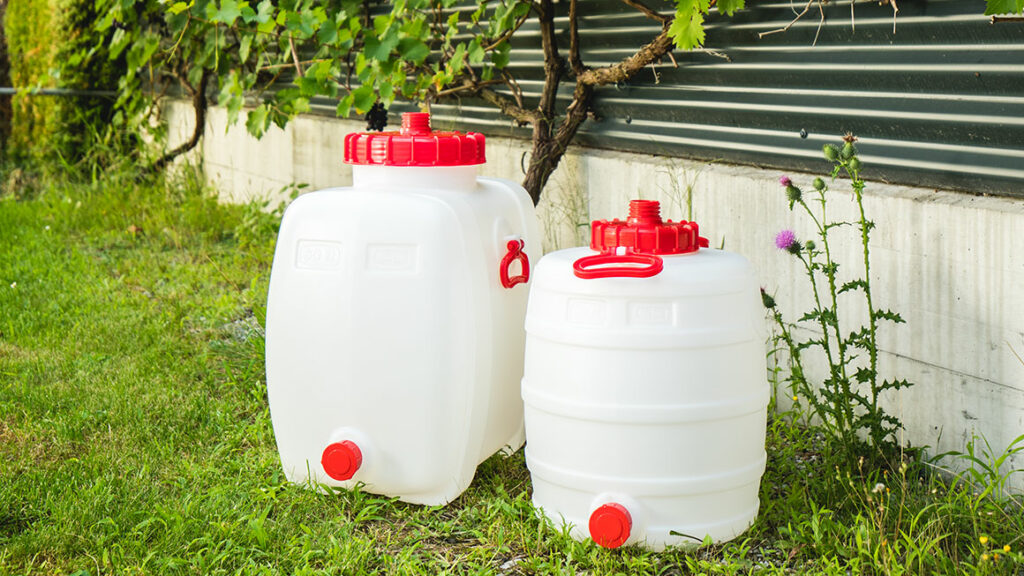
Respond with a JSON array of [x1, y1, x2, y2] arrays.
[[764, 137, 912, 455], [1, 160, 1022, 574]]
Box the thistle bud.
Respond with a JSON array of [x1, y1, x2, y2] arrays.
[[760, 287, 776, 309], [849, 157, 862, 171], [823, 144, 840, 161], [841, 141, 856, 160], [786, 184, 802, 203], [813, 177, 825, 191], [804, 240, 816, 251]]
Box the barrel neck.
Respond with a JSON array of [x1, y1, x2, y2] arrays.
[[351, 165, 478, 192]]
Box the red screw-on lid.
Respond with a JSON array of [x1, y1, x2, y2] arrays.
[[321, 440, 362, 481], [590, 200, 708, 255], [343, 112, 486, 166], [589, 503, 632, 549]]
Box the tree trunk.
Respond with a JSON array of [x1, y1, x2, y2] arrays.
[[148, 68, 210, 174], [516, 1, 672, 205], [522, 82, 595, 206]]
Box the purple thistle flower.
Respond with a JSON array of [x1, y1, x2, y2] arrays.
[[779, 175, 793, 187], [775, 229, 797, 251]]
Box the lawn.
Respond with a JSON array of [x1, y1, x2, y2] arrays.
[[1, 167, 1022, 575]]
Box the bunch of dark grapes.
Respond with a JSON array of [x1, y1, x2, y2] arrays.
[[365, 102, 388, 132]]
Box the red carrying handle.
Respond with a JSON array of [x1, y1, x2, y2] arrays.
[[500, 239, 530, 288], [573, 253, 664, 279]]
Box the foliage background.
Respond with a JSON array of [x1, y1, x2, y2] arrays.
[[1, 0, 122, 165], [3, 0, 60, 162], [0, 1, 12, 150]]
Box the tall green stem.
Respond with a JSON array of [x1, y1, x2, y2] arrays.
[[797, 197, 854, 432], [814, 194, 850, 383], [849, 165, 879, 408], [797, 253, 848, 433]]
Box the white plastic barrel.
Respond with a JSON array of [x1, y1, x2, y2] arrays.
[[522, 200, 768, 550], [265, 112, 539, 505]]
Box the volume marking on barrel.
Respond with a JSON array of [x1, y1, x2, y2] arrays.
[[366, 244, 419, 272], [295, 240, 343, 271]]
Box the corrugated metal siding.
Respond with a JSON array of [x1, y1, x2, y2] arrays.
[[312, 0, 1024, 197]]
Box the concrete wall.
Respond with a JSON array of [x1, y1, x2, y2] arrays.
[[167, 101, 1024, 486]]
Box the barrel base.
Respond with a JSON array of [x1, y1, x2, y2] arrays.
[[530, 475, 762, 550]]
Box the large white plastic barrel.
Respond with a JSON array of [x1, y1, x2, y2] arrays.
[[522, 200, 768, 550], [265, 112, 539, 505]]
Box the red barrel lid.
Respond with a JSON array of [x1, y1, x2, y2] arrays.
[[590, 200, 707, 255], [321, 440, 362, 481], [589, 503, 632, 549], [343, 112, 486, 166]]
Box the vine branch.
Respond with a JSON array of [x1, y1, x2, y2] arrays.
[[568, 0, 584, 76], [149, 68, 210, 173], [577, 28, 673, 87], [455, 80, 538, 125]]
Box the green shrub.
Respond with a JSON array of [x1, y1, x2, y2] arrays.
[[4, 0, 60, 162], [3, 0, 123, 166], [50, 0, 127, 165]]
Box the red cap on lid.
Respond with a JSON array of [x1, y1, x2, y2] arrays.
[[589, 503, 632, 549], [343, 112, 486, 166], [573, 200, 708, 279], [590, 200, 707, 255]]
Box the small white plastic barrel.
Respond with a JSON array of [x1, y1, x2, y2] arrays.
[[265, 113, 539, 505], [522, 200, 768, 550]]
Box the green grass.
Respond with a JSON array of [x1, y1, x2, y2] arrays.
[[1, 165, 1022, 575]]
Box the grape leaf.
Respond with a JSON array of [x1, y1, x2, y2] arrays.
[[468, 38, 485, 65], [109, 28, 130, 60], [219, 72, 243, 125], [448, 43, 467, 76], [246, 104, 270, 137], [669, 9, 705, 50], [212, 0, 241, 25], [401, 16, 426, 37], [716, 0, 744, 16], [670, 0, 711, 50], [336, 93, 354, 118], [351, 84, 376, 113], [397, 38, 430, 64], [491, 41, 511, 69], [318, 18, 338, 44], [285, 11, 316, 38], [255, 0, 274, 23], [364, 34, 400, 61], [168, 2, 190, 15], [373, 15, 392, 36], [985, 0, 1024, 14], [239, 34, 253, 61], [379, 81, 394, 103]]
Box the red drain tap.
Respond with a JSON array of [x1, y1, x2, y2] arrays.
[[589, 503, 632, 548], [321, 440, 363, 481]]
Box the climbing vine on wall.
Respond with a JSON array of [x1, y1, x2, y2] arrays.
[[76, 0, 1024, 200], [90, 0, 752, 201]]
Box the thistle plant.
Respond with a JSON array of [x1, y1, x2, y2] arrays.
[[764, 136, 912, 452]]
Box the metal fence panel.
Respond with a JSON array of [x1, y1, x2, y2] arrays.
[[309, 0, 1024, 197]]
